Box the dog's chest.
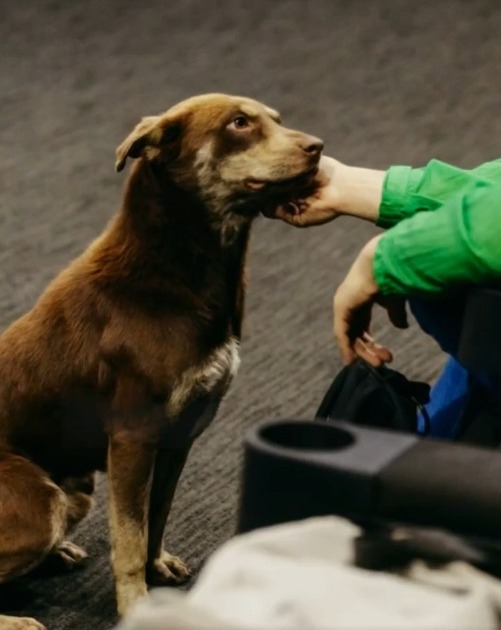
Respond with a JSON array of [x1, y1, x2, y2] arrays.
[[165, 336, 240, 439], [195, 335, 241, 393]]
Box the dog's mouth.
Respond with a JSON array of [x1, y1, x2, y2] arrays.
[[244, 165, 319, 192]]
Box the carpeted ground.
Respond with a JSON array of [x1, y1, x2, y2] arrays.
[[1, 0, 501, 627]]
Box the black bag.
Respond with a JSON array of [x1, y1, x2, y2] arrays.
[[315, 358, 431, 435]]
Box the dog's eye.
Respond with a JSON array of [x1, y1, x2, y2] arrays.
[[230, 116, 250, 130]]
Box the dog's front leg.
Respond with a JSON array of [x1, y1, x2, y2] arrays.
[[107, 431, 156, 618], [146, 442, 192, 586]]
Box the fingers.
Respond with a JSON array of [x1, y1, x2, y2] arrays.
[[273, 202, 307, 226], [354, 338, 382, 366], [333, 300, 372, 365], [360, 333, 393, 365], [272, 200, 322, 227], [263, 199, 338, 227], [333, 292, 393, 367], [336, 332, 392, 367]]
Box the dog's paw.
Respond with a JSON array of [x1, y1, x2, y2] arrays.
[[55, 540, 88, 567], [47, 540, 88, 572], [35, 540, 88, 577], [0, 615, 46, 630], [146, 550, 191, 586]]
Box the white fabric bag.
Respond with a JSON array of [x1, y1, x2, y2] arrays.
[[118, 517, 501, 630]]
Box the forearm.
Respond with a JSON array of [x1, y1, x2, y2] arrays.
[[272, 156, 501, 230], [331, 157, 500, 225], [334, 162, 385, 222]]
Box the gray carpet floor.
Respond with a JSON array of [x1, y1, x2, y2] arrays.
[[1, 0, 501, 627]]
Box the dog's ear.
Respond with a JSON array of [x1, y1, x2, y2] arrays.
[[115, 115, 182, 173]]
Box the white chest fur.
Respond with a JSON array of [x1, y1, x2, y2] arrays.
[[166, 336, 241, 419]]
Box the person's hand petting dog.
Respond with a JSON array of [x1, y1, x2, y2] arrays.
[[264, 155, 385, 226], [266, 156, 342, 226]]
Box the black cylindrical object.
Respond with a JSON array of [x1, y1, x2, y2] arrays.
[[237, 419, 501, 540]]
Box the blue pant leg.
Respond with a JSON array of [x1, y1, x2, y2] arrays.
[[416, 356, 471, 438], [410, 295, 500, 438], [410, 297, 471, 439]]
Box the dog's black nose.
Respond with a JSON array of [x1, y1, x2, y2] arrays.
[[301, 135, 324, 156]]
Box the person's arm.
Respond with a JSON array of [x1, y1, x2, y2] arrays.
[[334, 181, 501, 365], [374, 181, 501, 295], [268, 156, 501, 228], [330, 162, 385, 222], [378, 158, 501, 228]]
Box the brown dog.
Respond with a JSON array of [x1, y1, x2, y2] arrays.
[[0, 93, 323, 629]]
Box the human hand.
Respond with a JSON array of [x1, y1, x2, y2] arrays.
[[263, 155, 384, 227], [263, 156, 342, 227], [333, 235, 409, 366]]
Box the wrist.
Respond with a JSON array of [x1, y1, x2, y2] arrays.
[[334, 163, 385, 223], [358, 235, 382, 295]]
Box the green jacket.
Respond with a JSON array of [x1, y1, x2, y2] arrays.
[[374, 158, 501, 295]]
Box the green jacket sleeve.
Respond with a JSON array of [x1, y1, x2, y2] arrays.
[[377, 158, 501, 229], [374, 182, 501, 295]]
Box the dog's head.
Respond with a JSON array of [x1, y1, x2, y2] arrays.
[[115, 93, 323, 218]]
